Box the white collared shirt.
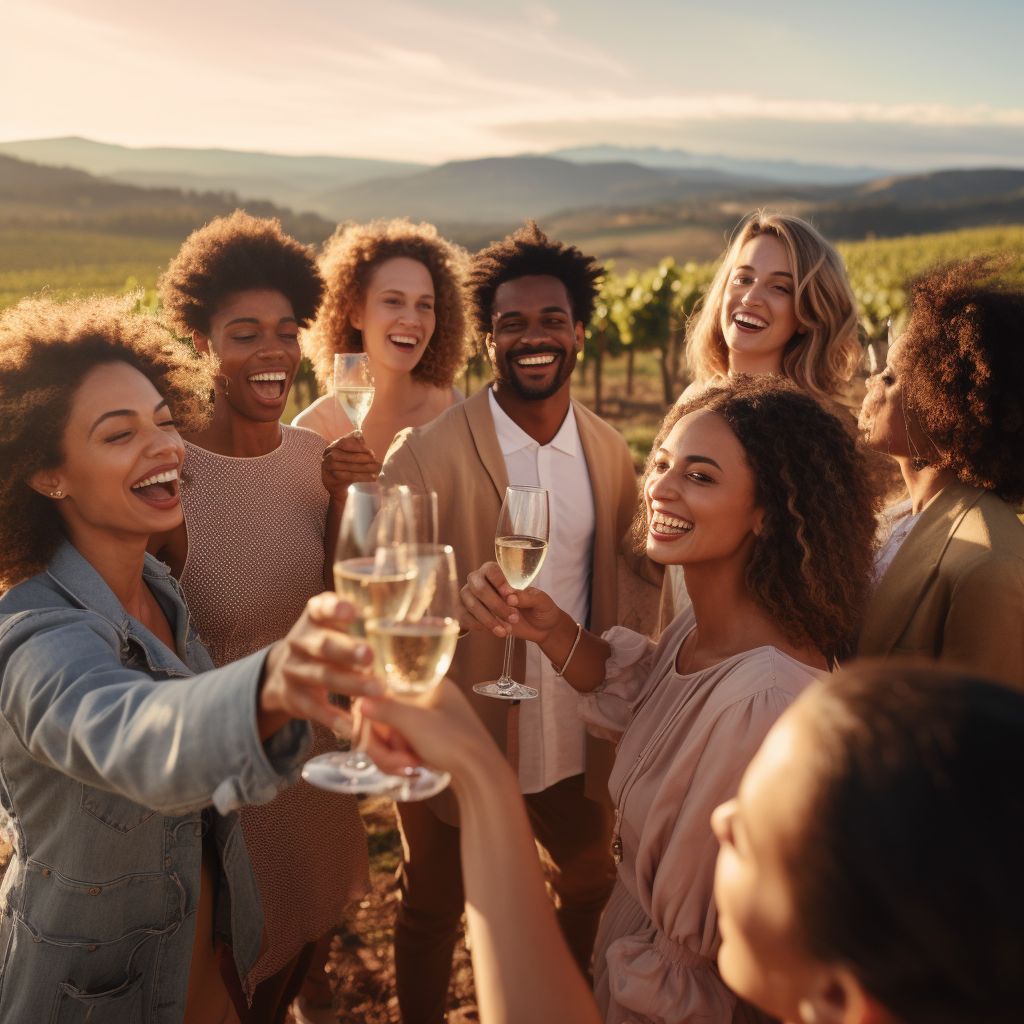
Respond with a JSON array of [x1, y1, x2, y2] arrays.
[[488, 389, 596, 794]]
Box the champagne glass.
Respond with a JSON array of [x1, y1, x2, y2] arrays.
[[365, 543, 460, 800], [302, 484, 417, 794], [473, 486, 550, 701], [334, 352, 375, 432]]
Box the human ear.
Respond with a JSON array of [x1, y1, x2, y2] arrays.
[[192, 330, 212, 357], [752, 507, 765, 537], [485, 334, 496, 363], [29, 469, 67, 500], [574, 322, 585, 352], [799, 968, 886, 1024], [350, 305, 364, 331]]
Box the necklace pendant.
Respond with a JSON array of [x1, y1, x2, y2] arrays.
[[611, 834, 623, 865]]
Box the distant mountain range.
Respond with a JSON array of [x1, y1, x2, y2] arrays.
[[1, 138, 1022, 265]]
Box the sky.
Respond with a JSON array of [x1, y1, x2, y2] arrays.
[[4, 0, 1024, 170]]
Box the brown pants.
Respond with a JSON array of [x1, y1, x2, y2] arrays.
[[394, 773, 615, 1024]]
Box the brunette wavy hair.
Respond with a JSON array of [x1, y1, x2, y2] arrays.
[[638, 375, 877, 660], [894, 256, 1024, 503], [158, 210, 324, 337], [467, 220, 602, 338], [686, 212, 861, 403], [0, 296, 211, 589], [302, 218, 468, 390], [791, 662, 1024, 1023]]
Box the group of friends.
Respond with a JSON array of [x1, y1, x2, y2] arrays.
[[0, 207, 1021, 1024]]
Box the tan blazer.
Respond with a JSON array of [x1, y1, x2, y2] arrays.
[[859, 482, 1024, 689], [381, 387, 650, 821]]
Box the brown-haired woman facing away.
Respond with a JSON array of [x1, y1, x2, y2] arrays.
[[155, 211, 369, 1024], [459, 376, 878, 1022], [360, 662, 1024, 1024], [294, 218, 469, 495], [0, 296, 376, 1024], [858, 257, 1024, 688]]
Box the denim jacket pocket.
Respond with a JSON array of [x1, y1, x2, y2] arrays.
[[50, 970, 144, 1024], [80, 784, 156, 834]]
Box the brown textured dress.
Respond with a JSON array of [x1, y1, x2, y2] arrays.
[[179, 425, 369, 996]]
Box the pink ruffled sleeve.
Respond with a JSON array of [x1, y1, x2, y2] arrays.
[[603, 679, 799, 1023], [577, 625, 659, 740]]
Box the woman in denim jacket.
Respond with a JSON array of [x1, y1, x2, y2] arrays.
[[0, 297, 377, 1023]]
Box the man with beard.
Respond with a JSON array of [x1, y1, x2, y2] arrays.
[[379, 221, 642, 1024]]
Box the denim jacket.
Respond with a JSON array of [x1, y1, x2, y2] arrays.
[[0, 541, 311, 1023]]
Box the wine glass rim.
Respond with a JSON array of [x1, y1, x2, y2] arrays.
[[505, 484, 547, 494], [346, 481, 383, 497]]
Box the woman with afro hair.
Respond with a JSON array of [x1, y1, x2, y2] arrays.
[[460, 375, 878, 1023], [293, 218, 469, 495], [154, 211, 369, 1024], [858, 257, 1024, 687]]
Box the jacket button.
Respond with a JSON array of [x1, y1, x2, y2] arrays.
[[87, 944, 98, 952], [40, 868, 50, 878], [88, 886, 101, 895]]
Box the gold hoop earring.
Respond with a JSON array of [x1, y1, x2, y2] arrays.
[[798, 998, 817, 1024]]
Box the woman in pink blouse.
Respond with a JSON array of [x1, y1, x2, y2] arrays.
[[458, 376, 878, 1022]]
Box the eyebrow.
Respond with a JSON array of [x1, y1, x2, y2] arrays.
[[378, 288, 433, 300], [494, 305, 571, 322], [735, 264, 793, 279], [88, 399, 170, 437], [685, 454, 722, 470], [223, 316, 298, 327]]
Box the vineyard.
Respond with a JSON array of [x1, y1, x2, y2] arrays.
[[3, 221, 1022, 435]]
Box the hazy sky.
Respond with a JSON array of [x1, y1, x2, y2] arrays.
[[5, 0, 1023, 168]]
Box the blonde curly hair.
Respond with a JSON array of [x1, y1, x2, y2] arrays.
[[302, 219, 469, 391]]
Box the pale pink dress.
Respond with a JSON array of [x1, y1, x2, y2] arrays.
[[179, 425, 369, 995], [582, 609, 819, 1024]]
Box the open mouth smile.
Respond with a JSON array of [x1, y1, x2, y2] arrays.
[[248, 370, 288, 402], [388, 334, 420, 352], [130, 467, 180, 508], [732, 312, 769, 333], [649, 511, 694, 537], [514, 352, 559, 368]]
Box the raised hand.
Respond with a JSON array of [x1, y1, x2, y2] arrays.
[[321, 431, 382, 500], [460, 560, 563, 644]]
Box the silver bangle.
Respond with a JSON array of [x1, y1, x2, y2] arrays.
[[554, 622, 584, 677]]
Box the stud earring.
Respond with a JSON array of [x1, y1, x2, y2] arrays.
[[49, 488, 63, 498], [798, 998, 817, 1024]]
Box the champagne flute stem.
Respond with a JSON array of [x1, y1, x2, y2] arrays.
[[498, 632, 514, 688]]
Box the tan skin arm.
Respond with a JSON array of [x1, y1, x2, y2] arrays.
[[358, 682, 602, 1024], [459, 562, 612, 692]]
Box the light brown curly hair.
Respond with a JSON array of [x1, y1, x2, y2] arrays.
[[0, 295, 212, 589], [158, 210, 324, 337], [637, 375, 878, 660], [302, 219, 468, 390], [895, 256, 1024, 503], [686, 211, 862, 404]]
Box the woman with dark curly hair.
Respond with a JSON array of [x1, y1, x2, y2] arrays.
[[293, 218, 468, 492], [154, 211, 369, 1024], [858, 257, 1024, 687], [0, 296, 376, 1024], [358, 662, 1024, 1024], [460, 375, 878, 1023]]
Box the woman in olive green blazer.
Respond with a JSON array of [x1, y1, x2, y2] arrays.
[[858, 257, 1024, 688]]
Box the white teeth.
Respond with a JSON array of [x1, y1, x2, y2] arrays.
[[517, 354, 557, 366], [248, 371, 287, 381], [652, 511, 693, 532], [132, 469, 179, 490], [389, 335, 418, 346], [734, 312, 768, 329]]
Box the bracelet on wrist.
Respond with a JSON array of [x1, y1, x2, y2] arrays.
[[554, 621, 584, 677]]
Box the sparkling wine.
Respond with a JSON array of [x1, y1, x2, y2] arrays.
[[366, 617, 459, 696], [335, 385, 375, 430], [495, 535, 548, 589], [334, 557, 417, 634]]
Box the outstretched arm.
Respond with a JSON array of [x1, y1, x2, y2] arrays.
[[361, 682, 602, 1024]]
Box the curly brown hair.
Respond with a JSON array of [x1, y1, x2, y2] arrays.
[[302, 219, 468, 390], [896, 256, 1024, 503], [467, 220, 602, 339], [158, 210, 324, 337], [0, 295, 212, 589], [637, 375, 878, 660]]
